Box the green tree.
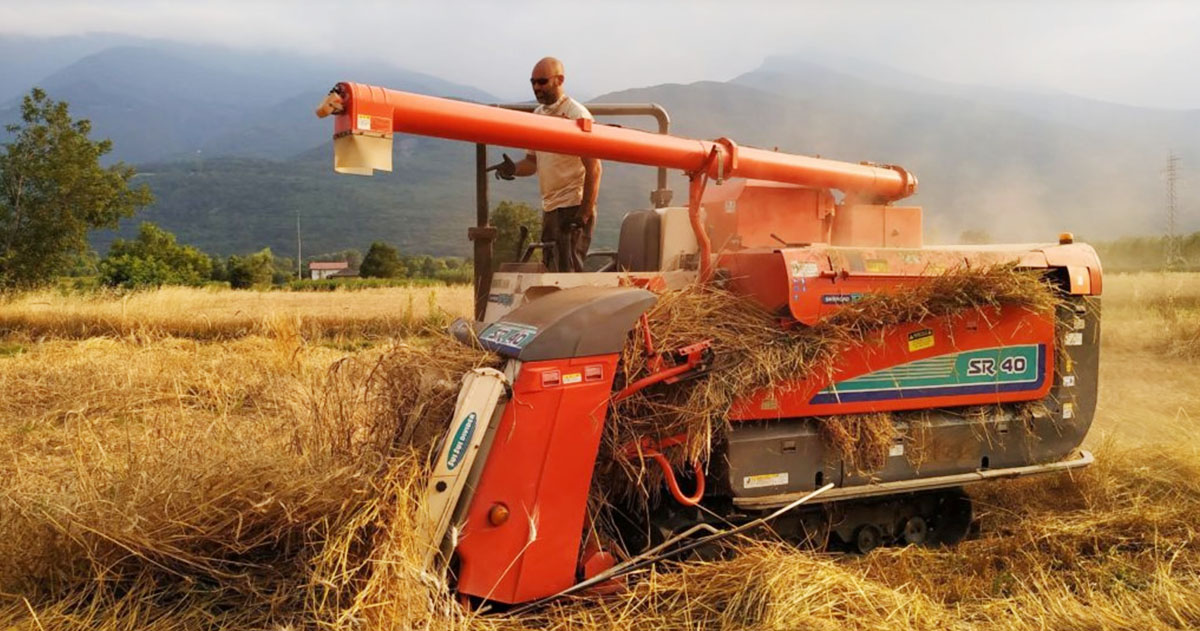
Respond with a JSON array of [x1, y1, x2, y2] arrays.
[[227, 248, 275, 289], [67, 250, 100, 277], [0, 88, 152, 288], [359, 241, 405, 278], [271, 254, 296, 284], [209, 254, 228, 282], [434, 262, 473, 284], [491, 200, 541, 264], [419, 255, 446, 278], [99, 222, 212, 288]]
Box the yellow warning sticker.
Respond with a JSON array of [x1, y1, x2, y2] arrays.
[[866, 259, 890, 273], [743, 472, 789, 489], [907, 328, 935, 352], [562, 372, 582, 385], [356, 114, 372, 131]]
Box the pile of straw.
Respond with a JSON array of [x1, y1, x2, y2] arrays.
[[607, 263, 1061, 490], [815, 412, 897, 473], [0, 333, 496, 630]]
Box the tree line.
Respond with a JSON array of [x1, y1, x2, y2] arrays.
[[0, 88, 495, 291], [78, 221, 474, 289], [1092, 232, 1200, 272]]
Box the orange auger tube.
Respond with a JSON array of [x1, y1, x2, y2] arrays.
[[320, 82, 918, 203]]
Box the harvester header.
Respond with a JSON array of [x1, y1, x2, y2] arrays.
[[315, 81, 917, 203]]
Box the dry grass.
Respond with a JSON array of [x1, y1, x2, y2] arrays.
[[1100, 271, 1200, 358], [0, 285, 474, 341], [0, 272, 1197, 630]]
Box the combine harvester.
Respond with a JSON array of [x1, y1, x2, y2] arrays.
[[315, 82, 1101, 608]]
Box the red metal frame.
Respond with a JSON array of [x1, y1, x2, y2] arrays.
[[455, 354, 620, 604]]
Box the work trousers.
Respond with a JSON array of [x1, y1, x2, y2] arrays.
[[541, 204, 594, 273]]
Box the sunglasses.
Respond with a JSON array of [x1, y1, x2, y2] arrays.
[[530, 77, 556, 86]]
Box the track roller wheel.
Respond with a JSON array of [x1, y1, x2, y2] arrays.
[[902, 515, 929, 546], [853, 524, 881, 554], [929, 488, 973, 545]]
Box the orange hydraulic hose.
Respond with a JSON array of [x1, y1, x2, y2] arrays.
[[326, 82, 917, 203], [646, 449, 705, 507], [612, 362, 695, 403]]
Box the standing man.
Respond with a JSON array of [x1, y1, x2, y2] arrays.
[[493, 57, 602, 272]]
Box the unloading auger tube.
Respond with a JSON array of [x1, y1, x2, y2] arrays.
[[315, 81, 917, 281]]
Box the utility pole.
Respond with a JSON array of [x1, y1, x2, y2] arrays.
[[1164, 152, 1184, 270], [296, 213, 303, 280]]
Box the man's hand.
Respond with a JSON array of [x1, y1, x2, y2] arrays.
[[581, 204, 596, 224], [487, 153, 517, 180]]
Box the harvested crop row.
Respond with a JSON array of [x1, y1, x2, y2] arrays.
[[2, 271, 1197, 630]]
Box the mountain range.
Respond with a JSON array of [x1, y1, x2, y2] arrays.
[[2, 34, 1196, 259]]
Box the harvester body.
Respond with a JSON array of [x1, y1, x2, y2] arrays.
[[317, 82, 1101, 606]]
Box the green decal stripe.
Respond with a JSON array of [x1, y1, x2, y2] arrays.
[[820, 345, 1040, 394]]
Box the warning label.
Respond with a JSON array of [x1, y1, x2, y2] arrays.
[[743, 472, 789, 489], [907, 329, 935, 352]]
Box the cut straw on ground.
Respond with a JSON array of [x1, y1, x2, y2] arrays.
[[1, 271, 1197, 630]]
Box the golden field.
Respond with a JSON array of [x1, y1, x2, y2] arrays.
[[0, 274, 1198, 630], [0, 285, 473, 341]]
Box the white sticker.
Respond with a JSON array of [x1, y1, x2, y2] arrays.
[[356, 114, 372, 131], [724, 200, 737, 214], [1072, 317, 1086, 331], [743, 472, 789, 489], [1064, 332, 1083, 346], [1062, 403, 1075, 419], [889, 443, 905, 457], [1062, 375, 1076, 387], [562, 372, 582, 385]]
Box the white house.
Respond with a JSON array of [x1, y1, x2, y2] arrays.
[[309, 261, 352, 280]]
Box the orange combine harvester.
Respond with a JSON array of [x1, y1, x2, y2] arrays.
[[316, 82, 1101, 609]]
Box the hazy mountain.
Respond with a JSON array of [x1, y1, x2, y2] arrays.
[[761, 53, 1200, 148], [92, 137, 664, 259], [720, 56, 1199, 241], [0, 33, 141, 104], [0, 36, 496, 163]]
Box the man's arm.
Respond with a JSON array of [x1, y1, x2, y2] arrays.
[[513, 152, 537, 177], [581, 157, 602, 220]]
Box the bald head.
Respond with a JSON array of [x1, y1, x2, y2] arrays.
[[533, 57, 564, 77], [530, 57, 566, 105]]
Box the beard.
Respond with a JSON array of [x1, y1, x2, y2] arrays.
[[534, 89, 558, 105]]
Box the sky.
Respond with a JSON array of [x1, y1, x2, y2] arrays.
[[1, 0, 1199, 109]]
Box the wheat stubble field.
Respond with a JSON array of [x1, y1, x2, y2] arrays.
[[0, 275, 1198, 630]]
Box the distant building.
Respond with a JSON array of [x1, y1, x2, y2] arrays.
[[308, 261, 356, 280]]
